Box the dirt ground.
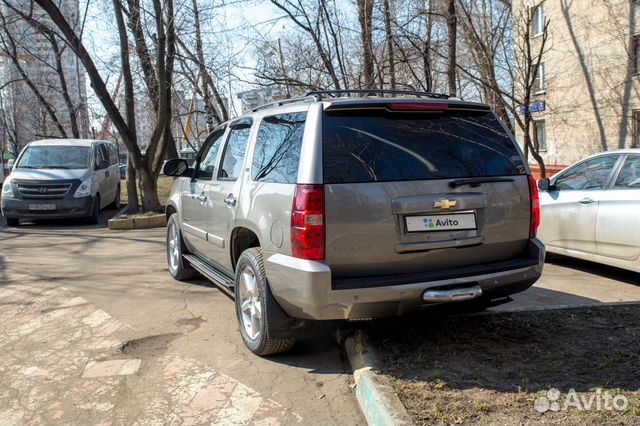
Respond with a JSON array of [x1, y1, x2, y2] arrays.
[[369, 305, 640, 425]]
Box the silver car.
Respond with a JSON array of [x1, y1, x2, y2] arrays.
[[538, 149, 640, 273], [163, 90, 545, 355]]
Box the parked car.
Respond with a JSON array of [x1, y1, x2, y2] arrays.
[[1, 139, 121, 226], [162, 90, 545, 355], [538, 149, 640, 273]]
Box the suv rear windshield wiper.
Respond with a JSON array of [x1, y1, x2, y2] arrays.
[[449, 177, 515, 188]]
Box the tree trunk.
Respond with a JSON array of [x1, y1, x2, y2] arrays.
[[382, 0, 396, 90], [191, 0, 217, 126], [357, 0, 375, 90], [113, 0, 145, 211], [447, 0, 458, 96]]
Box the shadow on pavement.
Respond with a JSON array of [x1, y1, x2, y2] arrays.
[[546, 253, 640, 286]]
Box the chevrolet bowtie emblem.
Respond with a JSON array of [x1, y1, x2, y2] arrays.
[[434, 199, 456, 209]]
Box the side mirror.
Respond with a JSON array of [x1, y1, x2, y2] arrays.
[[96, 159, 109, 170], [163, 158, 189, 177], [537, 178, 551, 191]]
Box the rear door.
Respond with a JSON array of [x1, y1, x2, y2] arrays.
[[206, 119, 253, 273], [596, 154, 640, 261], [321, 105, 531, 278], [539, 154, 619, 253]]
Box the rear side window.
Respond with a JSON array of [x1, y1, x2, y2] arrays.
[[252, 112, 306, 184], [613, 156, 640, 189], [322, 111, 525, 184]]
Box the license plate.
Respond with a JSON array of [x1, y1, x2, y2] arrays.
[[406, 212, 477, 232], [29, 204, 56, 211]]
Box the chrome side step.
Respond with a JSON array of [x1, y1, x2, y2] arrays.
[[183, 254, 235, 297], [422, 285, 482, 303]]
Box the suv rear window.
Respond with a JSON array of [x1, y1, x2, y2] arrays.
[[322, 111, 525, 184]]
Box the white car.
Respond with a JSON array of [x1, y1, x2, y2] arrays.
[[537, 149, 640, 273], [1, 139, 121, 226]]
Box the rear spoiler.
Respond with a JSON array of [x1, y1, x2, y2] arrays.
[[324, 101, 491, 113]]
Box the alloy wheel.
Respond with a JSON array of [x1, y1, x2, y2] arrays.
[[238, 266, 262, 341]]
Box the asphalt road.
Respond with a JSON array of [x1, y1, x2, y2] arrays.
[[1, 217, 640, 424], [0, 220, 364, 425]]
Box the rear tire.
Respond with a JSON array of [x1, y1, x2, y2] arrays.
[[107, 185, 121, 210], [5, 217, 19, 226], [234, 248, 295, 356], [166, 213, 199, 280], [87, 195, 100, 225]]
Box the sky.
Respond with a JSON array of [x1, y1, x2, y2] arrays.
[[79, 0, 284, 127]]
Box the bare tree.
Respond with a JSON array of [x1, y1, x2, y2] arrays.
[[458, 2, 550, 176], [357, 0, 375, 89], [27, 0, 177, 211], [382, 0, 396, 89], [446, 0, 457, 96]]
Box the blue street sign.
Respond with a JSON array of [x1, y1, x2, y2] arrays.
[[519, 100, 546, 114]]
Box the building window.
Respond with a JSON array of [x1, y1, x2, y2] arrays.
[[633, 36, 640, 74], [534, 120, 547, 151], [633, 111, 640, 148], [532, 4, 545, 37], [533, 62, 546, 93]]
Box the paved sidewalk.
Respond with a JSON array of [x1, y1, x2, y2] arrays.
[[0, 226, 364, 425], [0, 283, 301, 425]]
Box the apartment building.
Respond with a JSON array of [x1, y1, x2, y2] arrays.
[[0, 0, 89, 153], [514, 0, 640, 170]]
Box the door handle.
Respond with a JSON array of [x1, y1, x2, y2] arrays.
[[105, 170, 110, 177], [198, 192, 207, 204], [578, 197, 594, 205], [224, 194, 237, 207]]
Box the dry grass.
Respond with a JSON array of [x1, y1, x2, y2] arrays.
[[369, 305, 640, 425], [120, 176, 174, 208]]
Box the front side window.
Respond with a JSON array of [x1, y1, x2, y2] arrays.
[[613, 156, 640, 189], [96, 145, 110, 168], [197, 130, 225, 180], [532, 4, 544, 36], [554, 155, 617, 190], [252, 112, 306, 184], [219, 124, 252, 181], [17, 145, 92, 170]]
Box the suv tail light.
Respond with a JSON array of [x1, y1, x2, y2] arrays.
[[291, 185, 325, 260], [528, 175, 540, 237]]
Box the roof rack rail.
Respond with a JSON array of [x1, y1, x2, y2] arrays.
[[250, 95, 316, 112], [305, 89, 450, 99]]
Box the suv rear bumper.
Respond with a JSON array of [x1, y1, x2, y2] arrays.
[[264, 238, 545, 320]]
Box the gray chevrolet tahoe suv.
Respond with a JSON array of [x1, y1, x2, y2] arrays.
[[163, 90, 545, 355]]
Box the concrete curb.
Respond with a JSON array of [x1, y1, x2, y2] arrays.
[[340, 330, 413, 426], [108, 206, 166, 230]]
